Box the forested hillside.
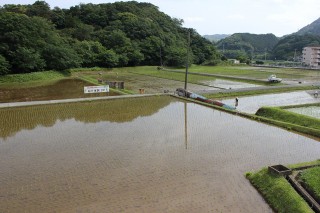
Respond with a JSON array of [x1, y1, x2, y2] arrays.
[[0, 1, 219, 75], [296, 18, 320, 36], [216, 33, 279, 60]]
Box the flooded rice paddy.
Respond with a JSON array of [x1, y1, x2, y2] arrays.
[[223, 91, 320, 114], [1, 96, 320, 212], [0, 78, 119, 103], [202, 79, 260, 89], [287, 106, 320, 119]]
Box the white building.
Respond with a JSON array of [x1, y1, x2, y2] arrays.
[[302, 46, 320, 68]]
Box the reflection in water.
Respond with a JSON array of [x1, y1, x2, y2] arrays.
[[0, 78, 119, 103], [1, 97, 320, 212], [184, 102, 188, 149], [0, 96, 173, 138]]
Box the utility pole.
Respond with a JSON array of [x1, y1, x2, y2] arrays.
[[184, 29, 190, 90]]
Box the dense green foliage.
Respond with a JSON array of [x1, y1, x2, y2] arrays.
[[246, 168, 313, 213], [300, 167, 320, 200], [0, 1, 219, 75], [216, 33, 279, 61]]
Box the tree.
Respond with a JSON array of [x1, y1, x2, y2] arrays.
[[26, 1, 51, 19], [0, 55, 10, 75], [11, 47, 45, 72], [97, 50, 119, 67], [42, 44, 81, 70]]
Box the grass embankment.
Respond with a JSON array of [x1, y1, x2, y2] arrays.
[[255, 106, 320, 138], [246, 168, 313, 213]]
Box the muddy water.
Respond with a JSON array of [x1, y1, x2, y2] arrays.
[[0, 78, 119, 103], [1, 96, 320, 212], [287, 106, 320, 119], [223, 91, 320, 114]]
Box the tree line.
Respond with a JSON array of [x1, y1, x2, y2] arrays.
[[0, 1, 220, 75]]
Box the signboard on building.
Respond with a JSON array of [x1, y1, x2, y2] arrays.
[[84, 85, 109, 94]]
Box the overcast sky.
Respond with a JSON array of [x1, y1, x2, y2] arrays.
[[1, 0, 319, 37]]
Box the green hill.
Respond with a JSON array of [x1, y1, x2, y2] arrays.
[[296, 17, 320, 36], [0, 1, 219, 75]]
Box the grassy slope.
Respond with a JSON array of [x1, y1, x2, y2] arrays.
[[246, 168, 314, 213]]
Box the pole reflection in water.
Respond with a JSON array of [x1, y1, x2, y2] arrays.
[[184, 102, 188, 149]]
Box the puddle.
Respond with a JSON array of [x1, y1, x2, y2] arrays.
[[223, 91, 320, 114], [1, 96, 320, 212], [287, 106, 320, 119], [202, 79, 260, 89], [0, 78, 119, 103]]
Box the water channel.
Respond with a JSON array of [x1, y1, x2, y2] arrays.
[[1, 96, 319, 212]]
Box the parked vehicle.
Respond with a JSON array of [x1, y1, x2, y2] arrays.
[[268, 75, 282, 83]]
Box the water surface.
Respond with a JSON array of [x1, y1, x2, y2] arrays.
[[223, 91, 319, 114], [287, 106, 320, 119], [1, 96, 319, 212], [202, 79, 260, 89]]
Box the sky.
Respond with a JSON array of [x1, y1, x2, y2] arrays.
[[1, 0, 320, 37]]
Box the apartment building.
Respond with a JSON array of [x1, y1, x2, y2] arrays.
[[302, 46, 320, 67]]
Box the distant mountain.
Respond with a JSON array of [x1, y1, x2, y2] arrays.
[[215, 33, 279, 59], [296, 17, 320, 36], [203, 34, 230, 42], [270, 17, 320, 60]]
